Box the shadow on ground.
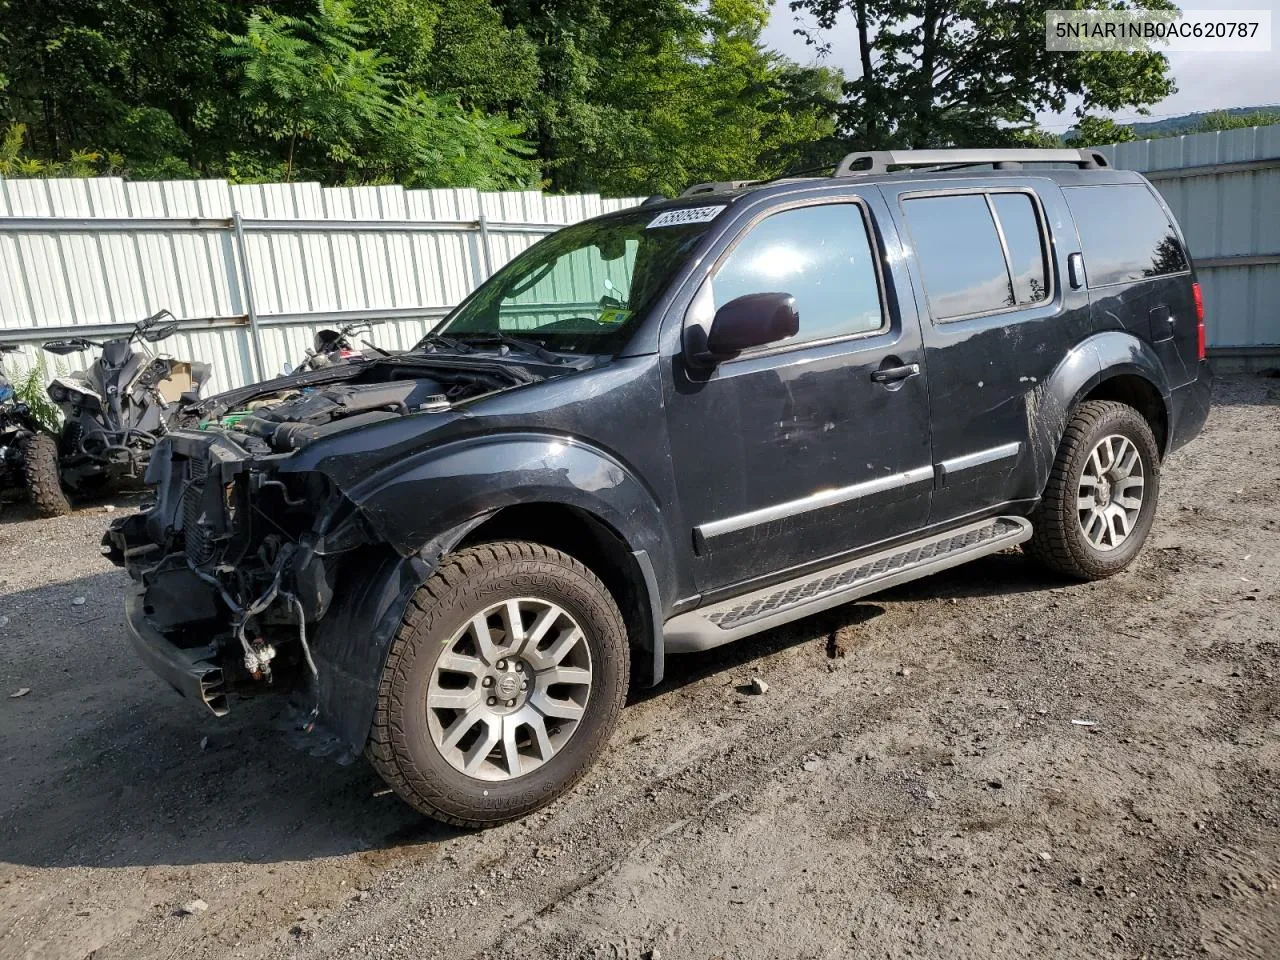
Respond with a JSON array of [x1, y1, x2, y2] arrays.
[[0, 540, 1065, 871]]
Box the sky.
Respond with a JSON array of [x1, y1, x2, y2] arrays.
[[761, 0, 1280, 133]]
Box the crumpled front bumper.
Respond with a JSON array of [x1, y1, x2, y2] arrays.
[[124, 583, 229, 716]]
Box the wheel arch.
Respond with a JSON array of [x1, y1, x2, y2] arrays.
[[1030, 332, 1173, 496], [456, 502, 665, 688]]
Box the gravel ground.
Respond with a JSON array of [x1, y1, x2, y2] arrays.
[[1, 375, 1277, 960]]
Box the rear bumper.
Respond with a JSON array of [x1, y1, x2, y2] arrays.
[[124, 584, 229, 716], [1168, 359, 1213, 455]]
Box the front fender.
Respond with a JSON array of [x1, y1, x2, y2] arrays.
[[338, 431, 674, 570], [1027, 331, 1172, 493]]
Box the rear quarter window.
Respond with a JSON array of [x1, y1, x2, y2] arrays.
[[1063, 184, 1188, 286]]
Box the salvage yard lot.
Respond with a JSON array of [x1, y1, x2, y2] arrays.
[[1, 375, 1277, 960]]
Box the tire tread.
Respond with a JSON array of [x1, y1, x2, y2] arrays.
[[1027, 400, 1159, 580], [367, 540, 627, 828]]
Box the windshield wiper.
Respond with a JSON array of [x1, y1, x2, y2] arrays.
[[451, 332, 564, 364], [415, 333, 473, 354]]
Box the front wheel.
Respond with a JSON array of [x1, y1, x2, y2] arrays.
[[367, 541, 629, 827], [20, 431, 72, 517], [1026, 400, 1161, 580]]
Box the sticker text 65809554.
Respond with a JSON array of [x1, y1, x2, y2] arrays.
[[647, 206, 726, 229]]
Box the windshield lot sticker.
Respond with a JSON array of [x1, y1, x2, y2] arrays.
[[647, 206, 725, 229], [598, 307, 631, 326]]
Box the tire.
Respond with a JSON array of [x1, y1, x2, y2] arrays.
[[367, 541, 629, 827], [20, 431, 72, 517], [1026, 400, 1160, 580]]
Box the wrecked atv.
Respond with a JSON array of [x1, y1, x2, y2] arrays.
[[103, 159, 1211, 826]]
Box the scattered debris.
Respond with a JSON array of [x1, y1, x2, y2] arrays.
[[1071, 719, 1097, 727], [749, 676, 769, 695], [103, 504, 116, 514], [71, 596, 86, 606], [987, 778, 1004, 790], [175, 899, 208, 916], [0, 615, 8, 628], [802, 757, 821, 773], [373, 787, 393, 797], [896, 666, 913, 678], [9, 687, 30, 698], [1038, 852, 1053, 862], [199, 736, 209, 751]]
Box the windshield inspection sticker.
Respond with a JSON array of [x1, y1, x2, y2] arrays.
[[598, 307, 631, 326], [647, 205, 725, 229]]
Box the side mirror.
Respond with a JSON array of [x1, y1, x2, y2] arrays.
[[697, 292, 799, 364], [143, 320, 180, 342], [42, 338, 94, 355], [313, 329, 342, 352]]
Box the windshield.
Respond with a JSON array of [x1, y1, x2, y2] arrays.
[[426, 206, 718, 355]]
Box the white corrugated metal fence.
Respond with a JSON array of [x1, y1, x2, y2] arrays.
[[0, 178, 643, 393], [1097, 123, 1280, 368], [4, 128, 1278, 390]]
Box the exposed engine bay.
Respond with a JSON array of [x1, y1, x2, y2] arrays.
[[102, 354, 558, 728], [192, 356, 531, 453]]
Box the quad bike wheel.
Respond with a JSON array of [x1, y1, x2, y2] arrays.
[[20, 431, 72, 517]]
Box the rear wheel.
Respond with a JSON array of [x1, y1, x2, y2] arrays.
[[1026, 400, 1160, 580], [20, 431, 72, 517], [367, 541, 629, 827]]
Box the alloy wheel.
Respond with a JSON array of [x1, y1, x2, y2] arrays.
[[1077, 433, 1145, 551], [426, 597, 593, 782]]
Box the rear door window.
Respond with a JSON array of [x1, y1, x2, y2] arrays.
[[903, 191, 1052, 321], [991, 193, 1050, 306], [712, 202, 885, 346], [1063, 184, 1188, 286]]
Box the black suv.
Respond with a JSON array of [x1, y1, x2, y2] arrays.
[[105, 148, 1212, 826]]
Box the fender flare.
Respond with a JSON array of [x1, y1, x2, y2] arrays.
[[1028, 331, 1172, 493]]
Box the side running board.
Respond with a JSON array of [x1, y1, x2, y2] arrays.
[[663, 516, 1032, 653]]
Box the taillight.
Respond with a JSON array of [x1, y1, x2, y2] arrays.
[[1192, 281, 1206, 360]]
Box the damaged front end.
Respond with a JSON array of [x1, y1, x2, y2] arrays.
[[101, 357, 539, 739], [104, 428, 359, 720]]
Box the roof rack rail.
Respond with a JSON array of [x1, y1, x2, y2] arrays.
[[833, 148, 1109, 178], [679, 180, 758, 197]]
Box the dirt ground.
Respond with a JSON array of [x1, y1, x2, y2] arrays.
[[1, 375, 1277, 960]]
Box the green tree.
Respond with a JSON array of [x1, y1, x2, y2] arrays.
[[224, 1, 395, 180], [221, 0, 539, 186], [1069, 115, 1136, 144], [787, 0, 1175, 148], [1195, 108, 1280, 133]]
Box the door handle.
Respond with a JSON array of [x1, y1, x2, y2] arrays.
[[1068, 252, 1086, 289], [870, 363, 920, 384]]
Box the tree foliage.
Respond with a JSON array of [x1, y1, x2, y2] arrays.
[[1194, 108, 1280, 133], [787, 0, 1176, 148], [1, 0, 1186, 192], [0, 0, 839, 193]]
